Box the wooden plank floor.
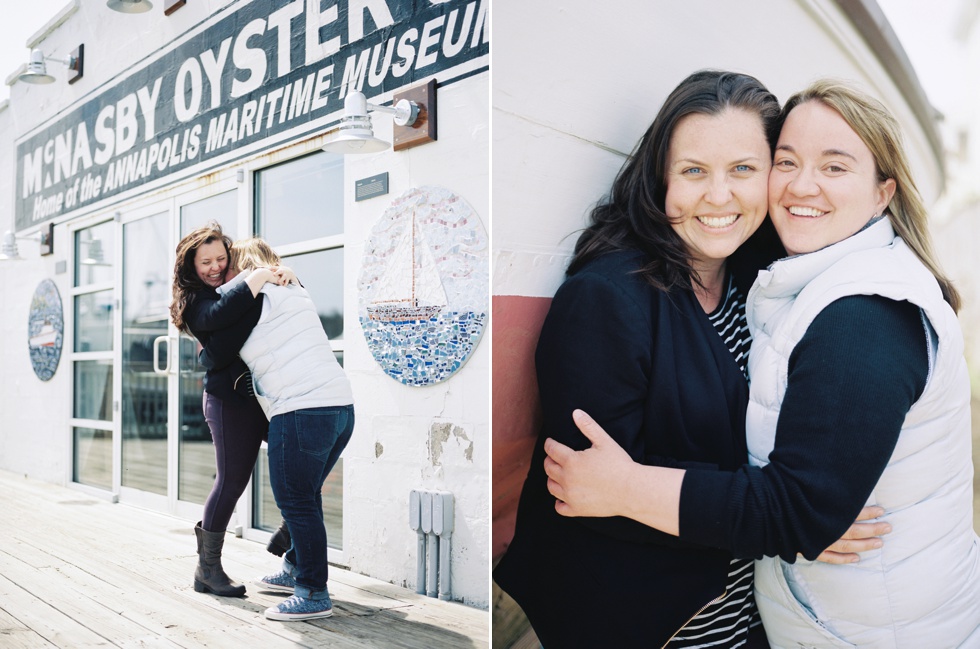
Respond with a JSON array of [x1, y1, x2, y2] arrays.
[[0, 470, 488, 648]]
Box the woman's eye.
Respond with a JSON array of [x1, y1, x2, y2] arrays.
[[683, 167, 704, 175], [826, 165, 846, 173], [734, 165, 753, 173], [774, 159, 795, 168]]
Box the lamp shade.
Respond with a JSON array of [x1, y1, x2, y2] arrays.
[[107, 0, 153, 13], [0, 231, 22, 261], [322, 130, 390, 154], [321, 91, 391, 154], [19, 50, 55, 84]]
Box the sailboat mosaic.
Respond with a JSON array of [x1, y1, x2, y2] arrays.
[[358, 186, 488, 386], [28, 279, 64, 382]]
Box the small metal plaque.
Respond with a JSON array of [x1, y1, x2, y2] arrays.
[[356, 173, 389, 202]]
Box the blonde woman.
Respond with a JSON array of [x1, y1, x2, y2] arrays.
[[216, 237, 354, 622]]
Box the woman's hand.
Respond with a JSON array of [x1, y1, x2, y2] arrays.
[[270, 265, 298, 286], [544, 409, 636, 518], [814, 506, 892, 564]]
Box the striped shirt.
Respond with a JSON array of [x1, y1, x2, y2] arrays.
[[668, 274, 761, 648]]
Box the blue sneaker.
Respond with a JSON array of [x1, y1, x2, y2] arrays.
[[257, 570, 296, 593], [264, 594, 333, 621]]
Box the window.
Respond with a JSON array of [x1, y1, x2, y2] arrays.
[[255, 152, 344, 246]]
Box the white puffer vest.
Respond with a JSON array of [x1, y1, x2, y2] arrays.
[[745, 218, 980, 648], [220, 275, 352, 419]]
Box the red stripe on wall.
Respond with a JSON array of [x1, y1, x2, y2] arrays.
[[492, 294, 552, 559]]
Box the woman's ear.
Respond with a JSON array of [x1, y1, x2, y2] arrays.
[[877, 178, 897, 214]]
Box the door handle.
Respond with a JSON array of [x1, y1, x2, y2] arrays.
[[153, 335, 172, 374]]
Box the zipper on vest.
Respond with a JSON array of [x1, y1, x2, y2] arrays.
[[660, 589, 727, 648]]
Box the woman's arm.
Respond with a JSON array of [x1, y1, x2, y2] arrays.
[[244, 266, 297, 296], [547, 295, 923, 561], [190, 266, 296, 332], [681, 295, 925, 561], [198, 300, 262, 371], [545, 409, 890, 563]]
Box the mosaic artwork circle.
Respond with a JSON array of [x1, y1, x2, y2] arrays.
[[28, 279, 64, 382], [358, 186, 488, 386]]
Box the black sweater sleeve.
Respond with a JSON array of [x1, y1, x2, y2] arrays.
[[198, 298, 262, 371], [536, 263, 703, 546], [678, 295, 928, 561], [187, 280, 258, 333]]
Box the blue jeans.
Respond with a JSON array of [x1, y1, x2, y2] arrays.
[[268, 404, 354, 599]]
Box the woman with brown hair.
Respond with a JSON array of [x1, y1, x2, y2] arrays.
[[170, 221, 293, 597]]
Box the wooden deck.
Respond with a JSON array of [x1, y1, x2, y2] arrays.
[[0, 470, 488, 648]]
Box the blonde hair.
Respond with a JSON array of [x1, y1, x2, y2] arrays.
[[778, 80, 960, 313], [230, 237, 280, 271]]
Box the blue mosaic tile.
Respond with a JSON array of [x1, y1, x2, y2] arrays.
[[358, 187, 488, 386]]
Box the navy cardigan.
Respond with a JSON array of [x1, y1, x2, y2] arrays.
[[494, 248, 760, 648], [185, 281, 261, 403]]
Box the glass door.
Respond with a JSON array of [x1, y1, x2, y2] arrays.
[[71, 220, 117, 493], [69, 174, 247, 520], [175, 190, 239, 517], [119, 211, 171, 508]]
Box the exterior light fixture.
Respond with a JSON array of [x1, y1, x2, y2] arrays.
[[0, 229, 50, 261], [0, 231, 23, 261], [107, 0, 153, 13], [322, 80, 437, 154], [19, 46, 84, 85]]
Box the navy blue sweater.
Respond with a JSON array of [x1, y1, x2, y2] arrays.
[[185, 280, 261, 403], [495, 249, 755, 647], [679, 294, 928, 561]]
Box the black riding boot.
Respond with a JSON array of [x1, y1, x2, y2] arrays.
[[193, 522, 246, 597], [266, 518, 291, 557]]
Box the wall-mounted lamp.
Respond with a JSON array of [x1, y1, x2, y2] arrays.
[[0, 232, 23, 261], [107, 0, 153, 13], [20, 46, 84, 85], [322, 80, 437, 154], [0, 227, 49, 261]]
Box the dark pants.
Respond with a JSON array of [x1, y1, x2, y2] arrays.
[[201, 392, 268, 532], [268, 405, 354, 599]]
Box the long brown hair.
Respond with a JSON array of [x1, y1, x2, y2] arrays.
[[568, 69, 782, 292], [777, 80, 961, 312], [169, 221, 233, 333]]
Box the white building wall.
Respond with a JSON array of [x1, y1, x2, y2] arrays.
[[0, 242, 70, 485], [343, 77, 490, 607], [0, 0, 489, 609]]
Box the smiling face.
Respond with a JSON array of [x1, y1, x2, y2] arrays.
[[769, 100, 896, 256], [193, 240, 229, 288], [665, 108, 771, 274]]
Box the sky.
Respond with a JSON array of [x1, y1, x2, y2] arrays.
[[0, 2, 966, 118], [0, 1, 75, 103]]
